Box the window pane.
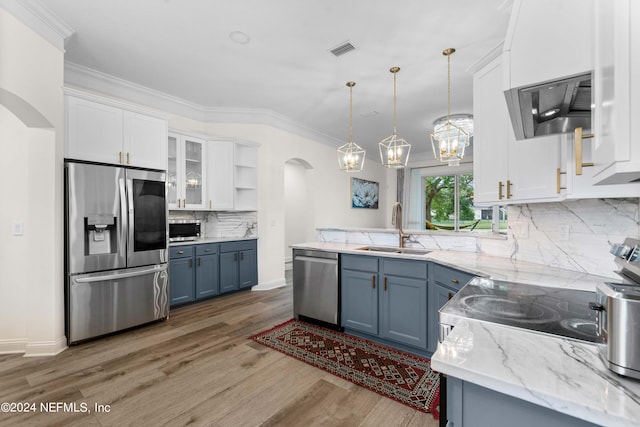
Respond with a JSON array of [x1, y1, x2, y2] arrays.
[[457, 173, 478, 231], [425, 175, 455, 230]]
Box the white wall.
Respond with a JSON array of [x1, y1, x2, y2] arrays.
[[284, 160, 312, 264], [0, 7, 65, 355]]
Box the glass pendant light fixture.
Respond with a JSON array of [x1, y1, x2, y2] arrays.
[[337, 81, 366, 172], [430, 48, 472, 166], [379, 67, 411, 168]]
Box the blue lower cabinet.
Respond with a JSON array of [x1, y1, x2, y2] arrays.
[[446, 377, 599, 427], [220, 239, 258, 293], [341, 268, 379, 335], [428, 264, 476, 353], [195, 243, 219, 299], [169, 246, 195, 306], [341, 254, 428, 351]]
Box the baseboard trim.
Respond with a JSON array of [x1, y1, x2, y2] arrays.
[[24, 336, 67, 357], [0, 338, 27, 355], [252, 278, 287, 291]]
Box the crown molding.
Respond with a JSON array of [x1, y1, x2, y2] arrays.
[[0, 0, 73, 51], [64, 62, 342, 148]]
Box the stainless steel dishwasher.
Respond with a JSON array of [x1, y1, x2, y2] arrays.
[[293, 249, 341, 330]]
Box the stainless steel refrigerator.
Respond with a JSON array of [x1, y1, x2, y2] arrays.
[[64, 161, 169, 344]]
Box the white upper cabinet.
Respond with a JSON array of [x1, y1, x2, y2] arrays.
[[168, 133, 207, 210], [206, 140, 234, 211], [473, 53, 561, 205], [503, 0, 594, 90], [65, 92, 167, 170], [592, 0, 640, 185]]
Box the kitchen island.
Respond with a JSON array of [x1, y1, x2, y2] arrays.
[[291, 241, 640, 427]]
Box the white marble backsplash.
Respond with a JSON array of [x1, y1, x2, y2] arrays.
[[169, 211, 257, 239], [318, 198, 640, 279]]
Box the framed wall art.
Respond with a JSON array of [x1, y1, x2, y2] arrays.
[[351, 177, 379, 209]]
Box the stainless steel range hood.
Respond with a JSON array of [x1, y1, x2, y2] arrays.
[[504, 72, 592, 140]]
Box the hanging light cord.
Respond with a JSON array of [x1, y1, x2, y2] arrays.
[[349, 83, 354, 142], [447, 51, 451, 122], [393, 70, 397, 135]]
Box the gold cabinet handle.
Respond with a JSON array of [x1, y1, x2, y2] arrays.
[[451, 279, 459, 284], [506, 180, 513, 199], [197, 257, 201, 267], [371, 275, 375, 289], [448, 292, 453, 300], [384, 277, 387, 291], [118, 151, 123, 164], [498, 181, 504, 200], [177, 250, 184, 254], [184, 198, 186, 207], [556, 168, 567, 194], [574, 127, 594, 175], [209, 200, 212, 209], [126, 152, 130, 165]]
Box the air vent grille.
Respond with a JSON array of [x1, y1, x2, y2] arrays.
[[330, 42, 356, 57]]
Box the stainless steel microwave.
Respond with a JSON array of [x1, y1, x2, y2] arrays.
[[168, 219, 201, 242]]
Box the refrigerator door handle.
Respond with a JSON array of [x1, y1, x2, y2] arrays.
[[126, 177, 135, 261], [73, 264, 167, 283], [119, 175, 128, 261]]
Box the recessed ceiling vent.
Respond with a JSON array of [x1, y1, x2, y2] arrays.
[[330, 41, 356, 57]]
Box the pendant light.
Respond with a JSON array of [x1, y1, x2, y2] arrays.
[[430, 48, 472, 167], [379, 67, 411, 168], [337, 81, 366, 172]]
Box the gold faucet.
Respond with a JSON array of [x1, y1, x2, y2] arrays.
[[391, 202, 410, 248]]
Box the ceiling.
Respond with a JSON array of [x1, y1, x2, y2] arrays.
[[45, 0, 513, 159]]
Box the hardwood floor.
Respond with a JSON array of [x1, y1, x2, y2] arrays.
[[0, 273, 439, 427]]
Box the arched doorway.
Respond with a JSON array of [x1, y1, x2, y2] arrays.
[[284, 158, 314, 270]]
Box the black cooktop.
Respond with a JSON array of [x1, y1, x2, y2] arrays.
[[440, 277, 600, 343]]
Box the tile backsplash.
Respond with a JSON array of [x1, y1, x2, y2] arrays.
[[318, 198, 640, 279], [169, 211, 257, 239]]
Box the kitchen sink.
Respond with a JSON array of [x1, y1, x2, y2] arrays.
[[355, 246, 431, 255]]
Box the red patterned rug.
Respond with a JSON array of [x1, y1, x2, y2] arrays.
[[250, 319, 439, 413]]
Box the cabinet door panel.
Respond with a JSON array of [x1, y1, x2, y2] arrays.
[[196, 254, 219, 298], [380, 275, 427, 349], [66, 96, 123, 164], [169, 257, 194, 305], [238, 249, 257, 288], [341, 269, 378, 335], [207, 141, 234, 210], [219, 252, 239, 293], [124, 111, 167, 170]]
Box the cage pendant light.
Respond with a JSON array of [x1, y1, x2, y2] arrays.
[[337, 82, 366, 172], [379, 67, 411, 168], [430, 48, 471, 166]]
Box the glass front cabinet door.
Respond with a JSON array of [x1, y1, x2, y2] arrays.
[[167, 132, 206, 210]]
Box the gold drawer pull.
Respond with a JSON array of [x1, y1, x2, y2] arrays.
[[384, 277, 387, 291], [126, 152, 130, 165], [498, 181, 504, 200], [448, 292, 453, 300], [506, 180, 513, 199], [177, 250, 184, 254], [371, 275, 375, 289], [451, 279, 459, 284], [575, 127, 594, 175], [118, 151, 123, 164]]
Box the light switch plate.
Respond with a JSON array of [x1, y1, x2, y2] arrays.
[[12, 221, 24, 236]]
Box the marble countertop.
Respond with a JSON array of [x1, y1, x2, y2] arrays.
[[291, 242, 613, 291], [431, 321, 640, 427], [170, 236, 257, 247], [292, 241, 639, 425]]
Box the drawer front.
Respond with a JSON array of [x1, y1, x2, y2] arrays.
[[433, 264, 475, 291], [169, 245, 194, 259], [341, 254, 379, 273], [220, 239, 256, 253], [382, 258, 428, 280], [196, 243, 218, 256]]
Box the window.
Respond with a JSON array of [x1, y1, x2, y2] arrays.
[[405, 166, 507, 233]]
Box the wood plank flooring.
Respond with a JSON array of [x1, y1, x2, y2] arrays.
[[0, 273, 439, 427]]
